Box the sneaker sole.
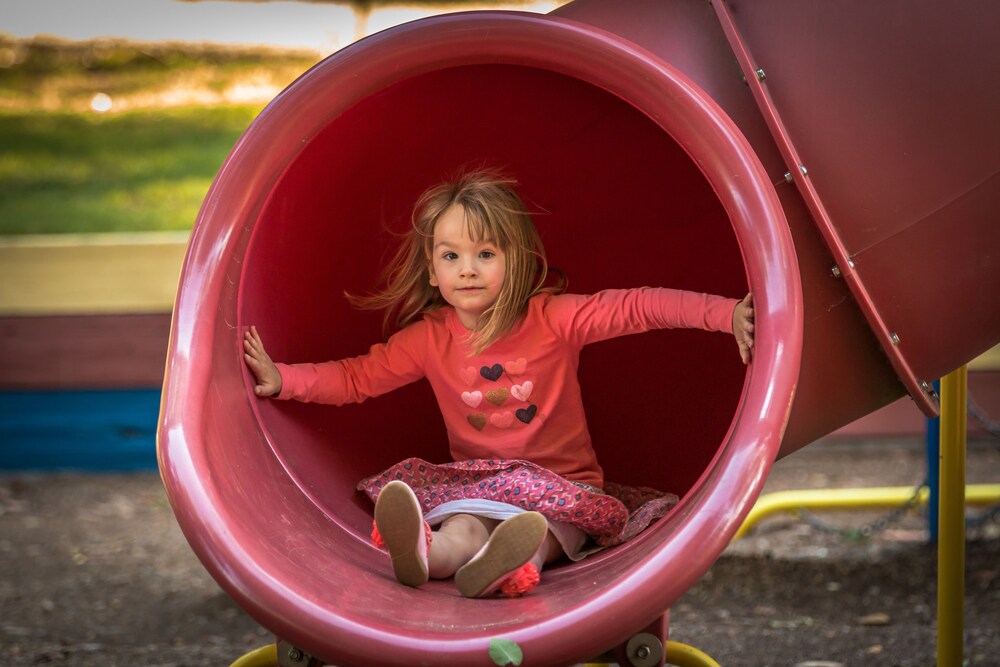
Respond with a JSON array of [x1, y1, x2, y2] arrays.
[[374, 481, 428, 587], [455, 511, 548, 598]]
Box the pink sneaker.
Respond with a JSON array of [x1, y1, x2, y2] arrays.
[[373, 481, 431, 587], [455, 511, 548, 598]]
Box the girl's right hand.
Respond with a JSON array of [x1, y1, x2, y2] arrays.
[[243, 325, 282, 397]]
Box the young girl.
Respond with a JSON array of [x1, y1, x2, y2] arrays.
[[243, 169, 755, 598]]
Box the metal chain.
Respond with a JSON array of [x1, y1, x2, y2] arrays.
[[796, 481, 927, 541], [796, 392, 1000, 541], [968, 390, 1000, 440], [967, 501, 1000, 531], [795, 482, 1000, 539], [964, 387, 1000, 532]]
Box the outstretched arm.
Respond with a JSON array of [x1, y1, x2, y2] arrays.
[[243, 325, 283, 397], [732, 292, 755, 365]]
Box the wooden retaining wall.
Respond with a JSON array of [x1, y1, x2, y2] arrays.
[[0, 233, 186, 469]]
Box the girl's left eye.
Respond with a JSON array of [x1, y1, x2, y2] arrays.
[[479, 250, 496, 259]]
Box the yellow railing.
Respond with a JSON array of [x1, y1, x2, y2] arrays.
[[734, 484, 1000, 540]]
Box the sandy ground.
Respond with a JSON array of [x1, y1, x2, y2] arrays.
[[1, 437, 998, 667]]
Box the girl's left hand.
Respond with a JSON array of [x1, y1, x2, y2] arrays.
[[732, 292, 754, 365]]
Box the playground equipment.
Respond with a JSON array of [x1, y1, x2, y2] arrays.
[[157, 1, 1000, 665]]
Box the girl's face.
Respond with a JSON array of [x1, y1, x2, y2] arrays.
[[428, 204, 506, 330]]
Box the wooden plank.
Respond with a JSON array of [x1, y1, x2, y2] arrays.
[[969, 343, 1000, 371], [0, 232, 188, 315], [0, 313, 171, 389], [0, 388, 160, 470]]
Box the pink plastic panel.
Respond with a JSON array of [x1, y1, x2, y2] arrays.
[[560, 0, 1000, 444], [725, 0, 1000, 410], [159, 11, 801, 666]]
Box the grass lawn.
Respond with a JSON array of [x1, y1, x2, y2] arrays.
[[0, 37, 319, 235], [0, 105, 260, 235]]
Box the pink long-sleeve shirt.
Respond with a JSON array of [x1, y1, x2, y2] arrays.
[[276, 288, 737, 489]]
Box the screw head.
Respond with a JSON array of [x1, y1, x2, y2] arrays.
[[755, 67, 766, 80]]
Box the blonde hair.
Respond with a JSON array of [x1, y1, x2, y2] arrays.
[[348, 168, 564, 353]]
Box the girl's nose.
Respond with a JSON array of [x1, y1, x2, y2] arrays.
[[459, 258, 477, 277]]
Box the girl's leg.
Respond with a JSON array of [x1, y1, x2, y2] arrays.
[[375, 485, 493, 585], [427, 514, 498, 579], [530, 531, 564, 571], [375, 480, 566, 594], [373, 481, 431, 587], [454, 511, 552, 598], [431, 515, 565, 579]]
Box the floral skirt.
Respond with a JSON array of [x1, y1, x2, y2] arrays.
[[357, 457, 678, 547]]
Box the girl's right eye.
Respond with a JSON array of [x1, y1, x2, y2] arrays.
[[442, 252, 458, 261]]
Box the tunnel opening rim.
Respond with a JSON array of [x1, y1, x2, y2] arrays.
[[162, 10, 804, 665]]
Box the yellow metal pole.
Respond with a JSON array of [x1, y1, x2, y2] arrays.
[[733, 484, 1000, 540], [663, 640, 722, 667], [229, 644, 279, 667], [938, 365, 967, 666]]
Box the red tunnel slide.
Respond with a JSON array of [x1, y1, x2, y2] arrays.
[[157, 2, 1000, 665]]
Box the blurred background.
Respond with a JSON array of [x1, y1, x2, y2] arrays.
[[0, 0, 567, 470]]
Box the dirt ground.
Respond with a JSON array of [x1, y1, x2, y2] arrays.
[[1, 437, 998, 667]]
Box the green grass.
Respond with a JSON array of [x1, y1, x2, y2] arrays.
[[0, 105, 261, 234], [0, 36, 319, 111], [0, 37, 314, 235]]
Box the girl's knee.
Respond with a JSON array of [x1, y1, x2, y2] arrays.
[[428, 515, 494, 578], [441, 513, 497, 541]]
